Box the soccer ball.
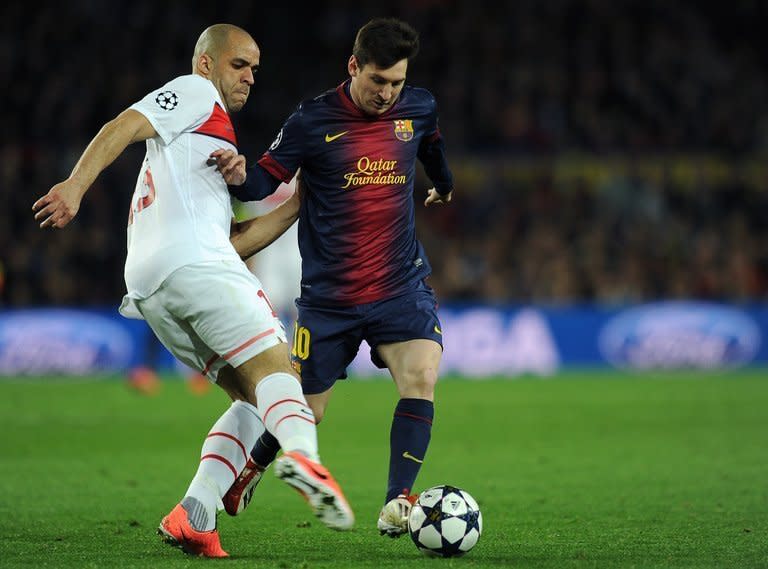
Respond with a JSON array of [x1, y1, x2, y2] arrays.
[[408, 485, 482, 557]]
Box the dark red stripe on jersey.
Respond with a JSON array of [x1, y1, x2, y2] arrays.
[[194, 103, 237, 146], [200, 453, 238, 478], [263, 398, 306, 423], [206, 432, 247, 460], [395, 411, 433, 425], [258, 154, 293, 183], [329, 118, 408, 304]]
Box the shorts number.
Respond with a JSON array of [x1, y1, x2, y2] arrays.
[[292, 324, 311, 360]]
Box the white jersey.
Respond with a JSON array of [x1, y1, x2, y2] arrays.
[[120, 74, 241, 316], [242, 179, 301, 318]]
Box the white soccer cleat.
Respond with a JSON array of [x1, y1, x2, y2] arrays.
[[274, 451, 355, 531], [377, 494, 418, 537]]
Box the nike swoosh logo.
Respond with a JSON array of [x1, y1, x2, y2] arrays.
[[325, 130, 349, 143], [434, 325, 442, 335], [402, 451, 424, 464]]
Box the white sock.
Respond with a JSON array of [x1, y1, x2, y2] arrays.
[[256, 372, 319, 462], [183, 400, 265, 531]]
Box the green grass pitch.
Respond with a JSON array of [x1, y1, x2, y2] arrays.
[[0, 371, 767, 568]]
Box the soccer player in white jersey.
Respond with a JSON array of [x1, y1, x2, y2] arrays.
[[32, 24, 353, 558]]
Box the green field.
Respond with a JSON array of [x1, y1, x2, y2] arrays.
[[1, 372, 767, 568]]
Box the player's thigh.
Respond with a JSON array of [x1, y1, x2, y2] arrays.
[[233, 342, 296, 397], [292, 303, 364, 396], [216, 351, 295, 403], [217, 364, 249, 401], [365, 285, 444, 396], [377, 339, 442, 399]]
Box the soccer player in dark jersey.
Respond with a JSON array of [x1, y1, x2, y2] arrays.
[[213, 18, 454, 537]]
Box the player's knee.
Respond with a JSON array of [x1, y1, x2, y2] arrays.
[[402, 365, 438, 398], [217, 366, 254, 402]]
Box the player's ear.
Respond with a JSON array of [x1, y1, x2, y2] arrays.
[[196, 53, 214, 77], [348, 55, 359, 77]]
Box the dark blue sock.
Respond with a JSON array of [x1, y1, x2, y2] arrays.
[[387, 398, 434, 502], [250, 431, 281, 468]]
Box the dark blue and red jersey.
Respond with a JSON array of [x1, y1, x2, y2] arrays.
[[232, 80, 453, 307]]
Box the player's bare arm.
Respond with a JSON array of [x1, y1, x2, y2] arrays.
[[32, 109, 156, 229], [230, 191, 300, 259], [209, 149, 246, 185], [424, 187, 453, 207]]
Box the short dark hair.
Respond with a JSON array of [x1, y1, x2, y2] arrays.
[[353, 18, 420, 69]]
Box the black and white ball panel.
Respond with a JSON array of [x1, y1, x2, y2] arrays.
[[408, 485, 482, 557]]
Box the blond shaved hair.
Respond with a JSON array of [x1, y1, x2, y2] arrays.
[[192, 23, 249, 70]]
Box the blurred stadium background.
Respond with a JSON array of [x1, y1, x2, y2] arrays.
[[2, 0, 766, 374], [2, 1, 767, 567]]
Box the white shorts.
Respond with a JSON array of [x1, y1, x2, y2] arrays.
[[120, 260, 287, 382]]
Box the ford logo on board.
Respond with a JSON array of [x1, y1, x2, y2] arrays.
[[0, 310, 133, 375], [598, 302, 760, 370]]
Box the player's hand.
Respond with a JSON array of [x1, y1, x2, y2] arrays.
[[209, 149, 247, 185], [424, 187, 452, 207], [32, 180, 84, 229]]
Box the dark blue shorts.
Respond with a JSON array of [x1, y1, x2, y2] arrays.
[[290, 282, 443, 395]]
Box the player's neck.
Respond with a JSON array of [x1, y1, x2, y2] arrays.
[[347, 80, 364, 111]]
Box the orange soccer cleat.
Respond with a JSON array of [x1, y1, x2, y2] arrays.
[[157, 503, 228, 558], [274, 451, 354, 531]]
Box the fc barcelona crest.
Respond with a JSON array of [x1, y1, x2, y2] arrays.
[[393, 119, 414, 142]]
